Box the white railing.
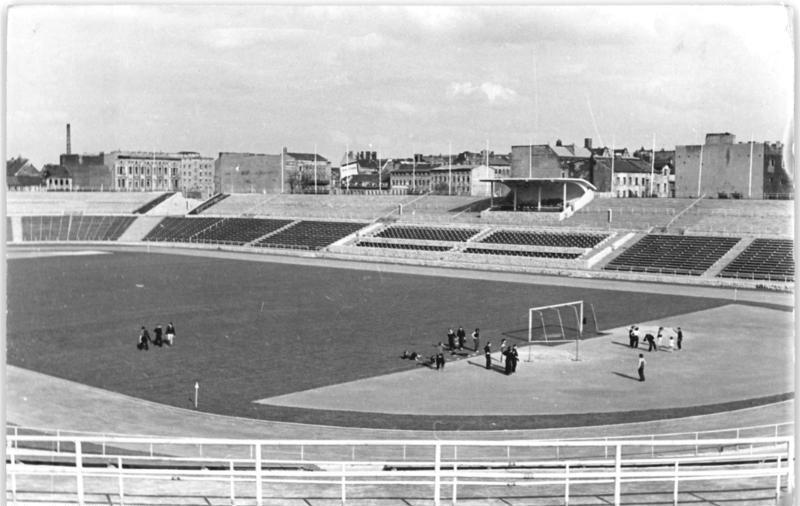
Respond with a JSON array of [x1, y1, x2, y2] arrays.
[[6, 435, 793, 506]]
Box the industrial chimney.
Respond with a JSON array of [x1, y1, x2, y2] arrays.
[[66, 123, 72, 155]]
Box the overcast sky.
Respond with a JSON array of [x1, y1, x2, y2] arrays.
[[6, 4, 795, 168]]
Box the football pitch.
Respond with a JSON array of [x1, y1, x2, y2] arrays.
[[6, 249, 792, 429]]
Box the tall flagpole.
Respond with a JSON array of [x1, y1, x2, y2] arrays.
[[412, 145, 416, 192], [697, 141, 704, 198], [448, 142, 452, 195], [314, 144, 318, 195], [650, 134, 655, 197], [529, 139, 532, 178], [611, 135, 615, 196], [281, 148, 284, 194], [748, 133, 754, 198]]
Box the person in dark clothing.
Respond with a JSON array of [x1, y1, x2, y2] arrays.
[[510, 345, 519, 373], [637, 353, 646, 382], [137, 326, 150, 350], [456, 327, 466, 350], [645, 333, 656, 352], [437, 352, 445, 370], [447, 328, 456, 352], [484, 342, 492, 369], [153, 325, 163, 347], [628, 325, 635, 347], [503, 348, 512, 375], [674, 327, 683, 350], [165, 322, 175, 346]]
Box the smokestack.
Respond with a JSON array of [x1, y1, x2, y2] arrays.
[[584, 138, 592, 149], [66, 123, 72, 155]]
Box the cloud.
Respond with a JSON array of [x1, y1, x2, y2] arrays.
[[343, 32, 385, 52], [447, 81, 519, 103]]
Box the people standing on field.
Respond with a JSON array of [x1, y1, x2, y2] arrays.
[[510, 345, 519, 373], [153, 324, 163, 347], [456, 326, 466, 351], [137, 326, 150, 351], [484, 342, 492, 369], [645, 333, 656, 352], [656, 326, 664, 349], [472, 328, 480, 353], [674, 327, 683, 350], [499, 339, 508, 363], [447, 328, 456, 352], [637, 353, 646, 382], [165, 322, 175, 346]]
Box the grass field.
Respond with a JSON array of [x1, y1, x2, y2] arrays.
[[6, 249, 787, 429]]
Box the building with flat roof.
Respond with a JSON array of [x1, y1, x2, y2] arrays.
[[675, 133, 791, 199]]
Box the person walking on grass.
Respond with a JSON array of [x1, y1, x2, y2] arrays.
[[637, 353, 646, 382]]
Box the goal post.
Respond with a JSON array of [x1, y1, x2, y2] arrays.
[[528, 300, 586, 361], [528, 300, 584, 344]]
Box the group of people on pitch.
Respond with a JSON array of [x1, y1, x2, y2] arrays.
[[628, 325, 683, 352], [401, 329, 521, 375], [137, 322, 176, 350], [631, 325, 684, 383]]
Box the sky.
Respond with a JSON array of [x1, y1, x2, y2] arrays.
[[5, 4, 795, 168]]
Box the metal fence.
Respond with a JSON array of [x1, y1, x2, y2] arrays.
[[6, 433, 793, 505]]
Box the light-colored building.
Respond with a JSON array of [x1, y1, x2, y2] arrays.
[[41, 164, 73, 191], [112, 151, 181, 192], [675, 133, 791, 199], [593, 157, 670, 198], [178, 152, 215, 199]]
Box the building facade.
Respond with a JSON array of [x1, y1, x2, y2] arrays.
[[675, 133, 791, 199], [178, 152, 215, 199], [215, 152, 283, 194], [60, 152, 113, 190], [111, 151, 181, 192], [283, 148, 332, 194], [41, 164, 73, 190]]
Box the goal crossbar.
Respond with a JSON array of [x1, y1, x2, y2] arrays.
[[528, 300, 583, 343]]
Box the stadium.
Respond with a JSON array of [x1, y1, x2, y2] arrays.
[[4, 189, 794, 505]]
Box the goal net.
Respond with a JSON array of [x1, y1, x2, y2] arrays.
[[528, 300, 585, 344]]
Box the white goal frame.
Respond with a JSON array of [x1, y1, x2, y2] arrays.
[[528, 300, 584, 361]]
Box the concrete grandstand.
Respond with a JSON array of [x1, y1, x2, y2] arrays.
[[4, 190, 795, 504]]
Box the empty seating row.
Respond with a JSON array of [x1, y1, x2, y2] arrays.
[[192, 218, 293, 245], [356, 241, 451, 252], [20, 215, 136, 242], [463, 248, 582, 259], [605, 235, 740, 275], [254, 221, 367, 251], [481, 230, 608, 248], [143, 217, 222, 242], [376, 225, 479, 242], [719, 238, 794, 281]]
